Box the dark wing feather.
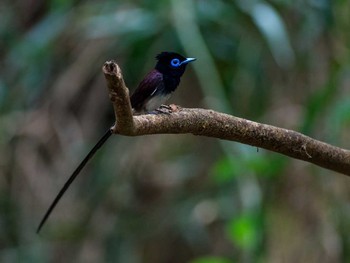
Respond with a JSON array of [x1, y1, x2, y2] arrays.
[[130, 70, 163, 112]]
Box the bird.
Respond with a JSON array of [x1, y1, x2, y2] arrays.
[[36, 52, 196, 233]]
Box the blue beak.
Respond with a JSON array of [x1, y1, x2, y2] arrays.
[[180, 57, 196, 65]]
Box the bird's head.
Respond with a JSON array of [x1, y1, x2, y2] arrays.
[[155, 52, 196, 77]]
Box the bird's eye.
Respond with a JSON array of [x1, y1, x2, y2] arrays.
[[170, 58, 180, 67]]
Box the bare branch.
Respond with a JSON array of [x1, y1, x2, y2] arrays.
[[103, 61, 134, 134], [103, 61, 350, 176]]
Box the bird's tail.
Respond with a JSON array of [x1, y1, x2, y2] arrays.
[[37, 128, 113, 233]]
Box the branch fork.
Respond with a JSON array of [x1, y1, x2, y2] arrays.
[[103, 61, 350, 176]]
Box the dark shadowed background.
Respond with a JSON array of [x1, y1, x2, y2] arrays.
[[1, 0, 350, 262]]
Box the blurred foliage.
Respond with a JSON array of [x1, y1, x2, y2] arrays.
[[1, 0, 350, 262]]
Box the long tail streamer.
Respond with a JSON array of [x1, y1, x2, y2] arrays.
[[37, 128, 113, 233]]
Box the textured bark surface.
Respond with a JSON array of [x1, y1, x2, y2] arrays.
[[103, 61, 350, 176], [103, 61, 134, 134]]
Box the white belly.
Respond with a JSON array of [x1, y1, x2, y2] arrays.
[[144, 93, 172, 112]]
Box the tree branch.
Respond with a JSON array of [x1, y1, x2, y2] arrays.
[[103, 61, 134, 134], [103, 61, 350, 176]]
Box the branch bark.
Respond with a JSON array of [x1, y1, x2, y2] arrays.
[[103, 61, 350, 176], [103, 61, 134, 134]]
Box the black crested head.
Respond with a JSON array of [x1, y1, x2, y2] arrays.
[[155, 52, 196, 77]]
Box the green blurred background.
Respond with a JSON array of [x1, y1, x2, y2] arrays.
[[1, 0, 350, 262]]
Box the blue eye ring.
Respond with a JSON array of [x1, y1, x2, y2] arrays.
[[170, 58, 181, 67]]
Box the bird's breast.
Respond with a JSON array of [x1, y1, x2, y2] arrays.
[[163, 75, 181, 93], [144, 92, 172, 112]]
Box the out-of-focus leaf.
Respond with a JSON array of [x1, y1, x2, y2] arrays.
[[237, 0, 294, 69], [211, 152, 285, 182], [190, 256, 232, 263], [83, 8, 159, 39], [327, 98, 350, 143], [196, 0, 227, 21], [245, 155, 285, 178], [226, 214, 258, 250], [1, 11, 71, 110], [210, 156, 241, 184], [252, 3, 294, 68], [301, 64, 340, 134], [8, 11, 69, 67]]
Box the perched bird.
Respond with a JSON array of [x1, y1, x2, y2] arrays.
[[37, 52, 196, 233], [131, 52, 196, 113]]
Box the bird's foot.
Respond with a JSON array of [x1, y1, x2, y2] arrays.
[[155, 105, 173, 114], [149, 104, 180, 115], [159, 104, 172, 110]]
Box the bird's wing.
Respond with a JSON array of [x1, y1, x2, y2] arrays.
[[130, 70, 163, 111]]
